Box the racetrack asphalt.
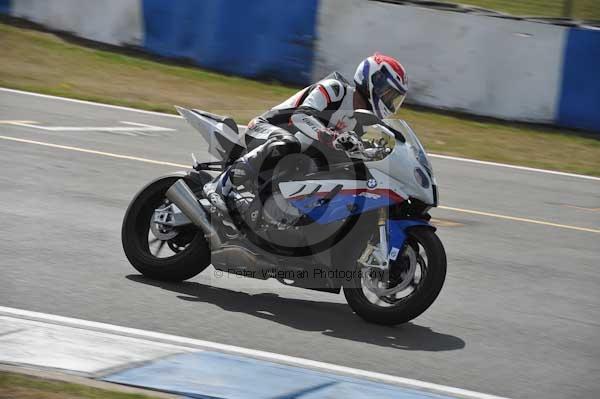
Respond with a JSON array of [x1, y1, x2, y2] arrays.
[[0, 89, 598, 399]]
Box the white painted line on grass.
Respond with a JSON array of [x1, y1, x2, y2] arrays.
[[0, 306, 510, 399], [0, 134, 597, 234], [2, 87, 598, 181]]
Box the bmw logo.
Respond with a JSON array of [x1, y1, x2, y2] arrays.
[[367, 178, 378, 189]]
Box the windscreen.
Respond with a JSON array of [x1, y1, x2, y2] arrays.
[[384, 119, 433, 176]]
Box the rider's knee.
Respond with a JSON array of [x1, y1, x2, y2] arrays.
[[266, 133, 301, 158]]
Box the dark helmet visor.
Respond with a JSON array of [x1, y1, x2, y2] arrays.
[[371, 69, 406, 113]]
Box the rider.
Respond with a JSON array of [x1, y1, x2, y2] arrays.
[[206, 53, 408, 211]]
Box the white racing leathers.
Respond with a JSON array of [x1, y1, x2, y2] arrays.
[[230, 72, 360, 188]]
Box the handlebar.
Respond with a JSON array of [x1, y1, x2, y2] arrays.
[[347, 146, 391, 161]]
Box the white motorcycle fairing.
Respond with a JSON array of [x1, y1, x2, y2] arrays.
[[175, 106, 245, 161], [279, 119, 437, 225]]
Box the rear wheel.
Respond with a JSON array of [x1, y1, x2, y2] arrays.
[[344, 227, 446, 325], [121, 174, 212, 281]]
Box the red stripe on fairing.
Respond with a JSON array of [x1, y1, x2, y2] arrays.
[[289, 188, 404, 204], [317, 85, 331, 104]]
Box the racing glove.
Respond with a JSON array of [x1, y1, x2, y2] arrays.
[[333, 131, 364, 154]]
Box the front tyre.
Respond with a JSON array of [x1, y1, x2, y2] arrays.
[[121, 174, 212, 282], [344, 227, 446, 325]]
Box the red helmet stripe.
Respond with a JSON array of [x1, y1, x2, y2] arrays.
[[373, 53, 406, 81]]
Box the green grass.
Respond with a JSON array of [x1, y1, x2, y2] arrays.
[[451, 0, 600, 19], [0, 371, 161, 399], [0, 22, 598, 176]]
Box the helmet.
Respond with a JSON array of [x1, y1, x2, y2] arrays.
[[354, 53, 408, 119]]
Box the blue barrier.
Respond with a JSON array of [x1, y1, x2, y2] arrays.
[[558, 28, 600, 132], [2, 0, 598, 131], [0, 0, 10, 14], [142, 0, 318, 85]]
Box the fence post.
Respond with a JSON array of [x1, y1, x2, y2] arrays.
[[563, 0, 574, 18]]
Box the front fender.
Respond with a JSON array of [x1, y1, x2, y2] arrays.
[[386, 219, 435, 260]]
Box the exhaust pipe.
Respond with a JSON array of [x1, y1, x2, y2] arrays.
[[166, 179, 221, 249]]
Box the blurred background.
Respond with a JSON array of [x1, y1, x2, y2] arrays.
[[2, 0, 598, 175]]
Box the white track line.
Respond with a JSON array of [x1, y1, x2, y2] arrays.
[[429, 154, 600, 181], [10, 121, 174, 132], [0, 134, 597, 234], [0, 135, 187, 168], [0, 306, 510, 399], [0, 88, 182, 119], [1, 87, 598, 181]]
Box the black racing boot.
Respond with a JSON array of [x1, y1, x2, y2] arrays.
[[202, 159, 256, 217], [202, 173, 230, 214], [226, 159, 259, 218], [209, 133, 299, 220]]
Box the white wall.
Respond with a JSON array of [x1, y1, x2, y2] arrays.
[[12, 0, 143, 46], [315, 0, 567, 123]]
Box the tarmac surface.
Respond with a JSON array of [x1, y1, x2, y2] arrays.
[[0, 88, 598, 399]]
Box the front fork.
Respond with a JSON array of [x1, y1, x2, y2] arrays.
[[358, 208, 392, 272], [377, 208, 390, 269], [359, 208, 435, 272], [358, 209, 435, 295]]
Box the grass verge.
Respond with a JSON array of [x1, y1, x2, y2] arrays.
[[1, 21, 598, 176], [0, 371, 161, 399], [450, 0, 599, 19]]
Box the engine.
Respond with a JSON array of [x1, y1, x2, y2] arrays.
[[261, 191, 303, 229]]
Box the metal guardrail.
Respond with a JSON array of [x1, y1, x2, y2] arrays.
[[373, 0, 600, 25]]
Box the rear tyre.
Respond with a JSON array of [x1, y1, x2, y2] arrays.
[[121, 174, 212, 282], [344, 227, 446, 325]]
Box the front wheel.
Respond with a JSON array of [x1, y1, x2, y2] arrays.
[[121, 174, 212, 281], [344, 227, 446, 325]]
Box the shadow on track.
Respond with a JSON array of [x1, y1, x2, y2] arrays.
[[127, 274, 465, 352]]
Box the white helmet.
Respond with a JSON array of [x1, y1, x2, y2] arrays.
[[354, 53, 408, 119]]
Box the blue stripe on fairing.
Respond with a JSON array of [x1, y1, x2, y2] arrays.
[[102, 351, 457, 399], [0, 0, 10, 14], [290, 191, 396, 224], [142, 0, 318, 85], [557, 28, 600, 133]]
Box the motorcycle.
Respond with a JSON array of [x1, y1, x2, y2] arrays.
[[122, 107, 446, 325]]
